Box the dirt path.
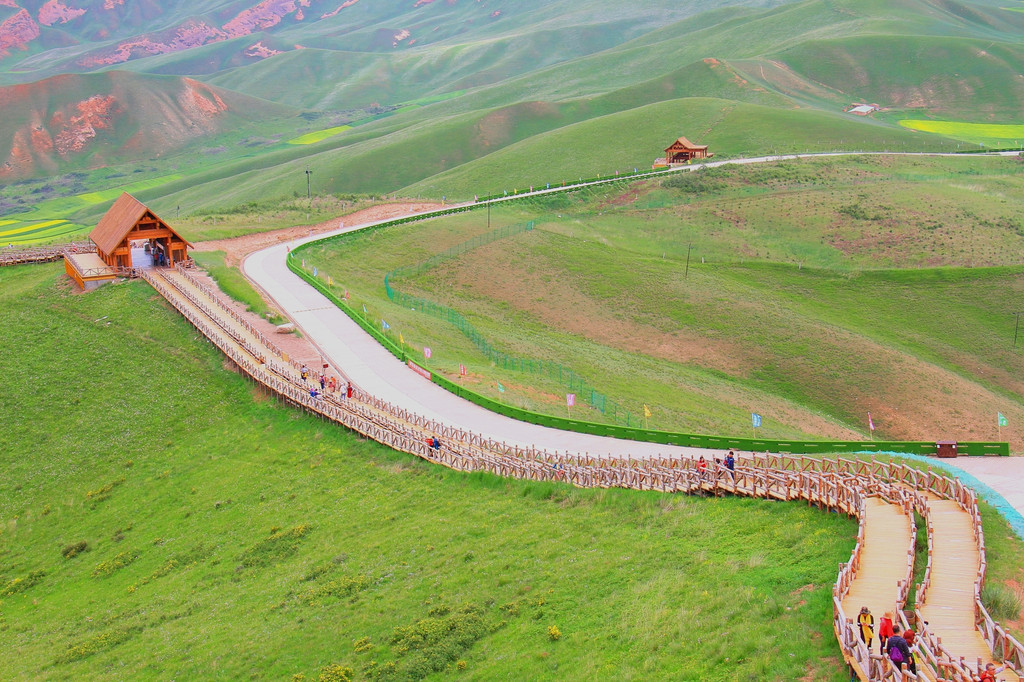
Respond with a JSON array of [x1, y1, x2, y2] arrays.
[[193, 202, 444, 266]]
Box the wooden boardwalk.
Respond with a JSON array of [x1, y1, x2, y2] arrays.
[[140, 264, 1023, 682], [841, 497, 913, 644], [921, 497, 1020, 682]]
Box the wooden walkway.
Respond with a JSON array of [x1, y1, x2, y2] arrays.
[[138, 263, 1023, 682], [921, 497, 1020, 682], [841, 497, 913, 642]]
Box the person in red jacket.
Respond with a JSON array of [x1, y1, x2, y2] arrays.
[[878, 611, 896, 655]]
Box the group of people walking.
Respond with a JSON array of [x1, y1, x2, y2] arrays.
[[300, 363, 351, 400], [858, 607, 1015, 680], [695, 450, 736, 479]]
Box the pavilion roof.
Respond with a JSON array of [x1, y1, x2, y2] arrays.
[[90, 193, 191, 254], [667, 136, 708, 151]]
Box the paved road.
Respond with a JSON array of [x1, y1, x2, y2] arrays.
[[242, 151, 1024, 515]]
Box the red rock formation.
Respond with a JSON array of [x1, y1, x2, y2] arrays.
[[77, 20, 227, 67], [37, 0, 88, 26], [245, 41, 283, 59], [52, 95, 120, 157], [321, 0, 359, 19], [0, 9, 40, 56], [222, 0, 311, 38]]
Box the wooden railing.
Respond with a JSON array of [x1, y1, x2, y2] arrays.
[[141, 268, 1021, 682], [0, 241, 95, 266]]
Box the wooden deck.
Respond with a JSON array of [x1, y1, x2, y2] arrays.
[[841, 497, 912, 639], [921, 498, 1020, 681]]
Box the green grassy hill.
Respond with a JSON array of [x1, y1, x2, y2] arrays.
[[307, 155, 1024, 448], [0, 262, 862, 680]]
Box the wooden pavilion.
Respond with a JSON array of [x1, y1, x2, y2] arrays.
[[90, 192, 191, 270], [653, 136, 713, 168], [66, 193, 191, 289]]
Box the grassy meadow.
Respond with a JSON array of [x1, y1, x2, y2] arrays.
[[303, 155, 1024, 448], [0, 262, 869, 680]]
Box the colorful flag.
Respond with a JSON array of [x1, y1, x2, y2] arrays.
[[424, 347, 432, 359], [328, 276, 333, 286], [312, 266, 317, 277], [643, 404, 652, 419], [868, 413, 875, 431], [382, 320, 390, 330], [301, 258, 306, 268], [752, 413, 762, 428], [400, 332, 405, 345], [362, 303, 367, 314], [459, 363, 467, 377], [566, 393, 575, 407], [998, 412, 1009, 427], [344, 289, 350, 300], [497, 381, 505, 393]]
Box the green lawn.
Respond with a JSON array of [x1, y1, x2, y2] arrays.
[[0, 263, 860, 680], [303, 156, 1024, 449]]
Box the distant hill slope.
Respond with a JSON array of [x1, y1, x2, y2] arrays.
[[0, 71, 295, 180]]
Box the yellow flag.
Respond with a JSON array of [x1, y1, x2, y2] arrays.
[[643, 404, 652, 419], [328, 276, 333, 286], [399, 332, 405, 345]]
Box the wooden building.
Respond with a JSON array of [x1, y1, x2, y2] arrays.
[[653, 136, 712, 168], [90, 192, 191, 270]]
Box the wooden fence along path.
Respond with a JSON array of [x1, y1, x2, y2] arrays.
[[0, 241, 95, 266], [139, 264, 1023, 682]]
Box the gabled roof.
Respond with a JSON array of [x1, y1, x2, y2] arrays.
[[90, 193, 191, 254], [666, 136, 708, 151]]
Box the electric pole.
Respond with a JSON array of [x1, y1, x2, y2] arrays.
[[305, 167, 313, 200]]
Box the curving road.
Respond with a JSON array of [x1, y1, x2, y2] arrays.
[[242, 151, 1024, 511]]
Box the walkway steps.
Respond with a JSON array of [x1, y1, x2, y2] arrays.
[[921, 498, 1020, 682], [841, 497, 912, 631]]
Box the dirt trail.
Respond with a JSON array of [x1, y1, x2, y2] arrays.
[[194, 201, 443, 266]]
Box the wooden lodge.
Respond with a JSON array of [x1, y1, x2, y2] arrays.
[[66, 192, 192, 289], [653, 136, 713, 168]]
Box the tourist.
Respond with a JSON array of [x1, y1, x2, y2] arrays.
[[300, 364, 309, 382], [310, 387, 320, 400], [977, 661, 1015, 682], [320, 374, 326, 391], [878, 611, 895, 654], [346, 383, 353, 399], [886, 632, 915, 675], [696, 455, 708, 478], [725, 450, 736, 479], [857, 607, 875, 648], [432, 435, 441, 451]]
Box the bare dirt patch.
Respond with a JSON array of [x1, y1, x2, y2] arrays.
[[194, 201, 444, 266]]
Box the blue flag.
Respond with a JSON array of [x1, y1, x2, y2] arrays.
[[312, 266, 317, 277], [362, 304, 367, 314], [752, 413, 762, 428], [382, 320, 390, 330]]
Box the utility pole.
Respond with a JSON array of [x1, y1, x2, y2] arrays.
[[1014, 312, 1023, 348], [684, 242, 692, 279], [487, 195, 491, 230], [305, 167, 313, 200]]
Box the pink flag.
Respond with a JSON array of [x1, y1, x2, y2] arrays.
[[868, 413, 875, 431], [424, 347, 432, 359], [567, 393, 575, 407], [459, 363, 466, 376]]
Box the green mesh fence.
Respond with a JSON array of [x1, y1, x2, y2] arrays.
[[385, 221, 637, 427]]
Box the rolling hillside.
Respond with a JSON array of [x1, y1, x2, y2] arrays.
[[0, 70, 296, 181]]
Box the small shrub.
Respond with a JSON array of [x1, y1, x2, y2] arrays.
[[318, 663, 353, 682], [62, 541, 89, 559], [1, 570, 46, 596], [85, 478, 125, 505], [456, 660, 467, 670], [353, 636, 373, 652], [982, 583, 1022, 622], [239, 524, 311, 568], [548, 624, 561, 641], [93, 551, 139, 577]]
